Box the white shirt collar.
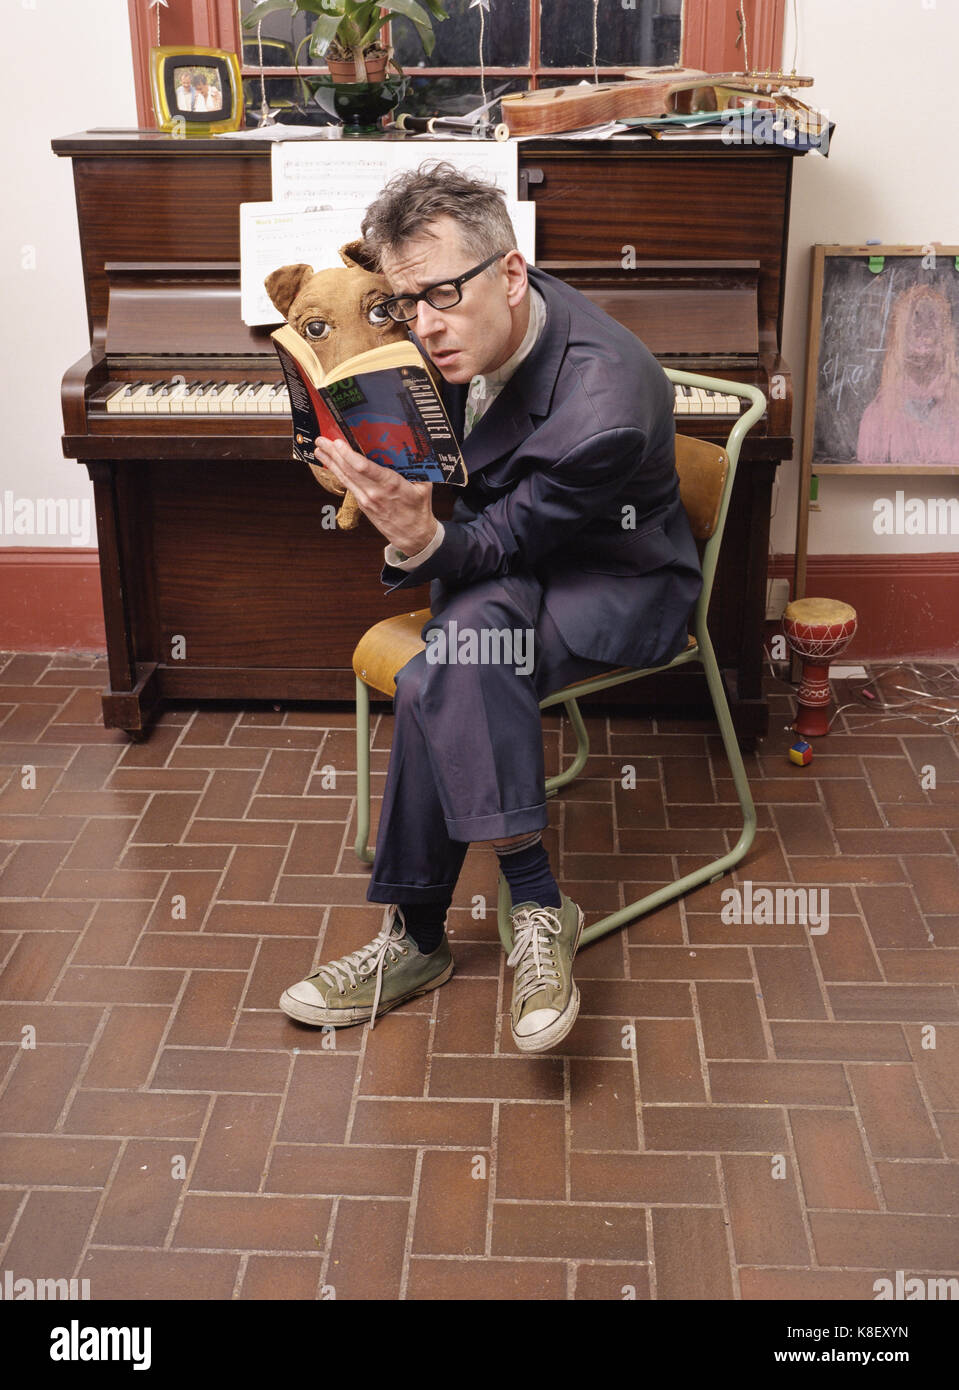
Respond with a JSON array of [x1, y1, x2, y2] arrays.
[[475, 284, 547, 392]]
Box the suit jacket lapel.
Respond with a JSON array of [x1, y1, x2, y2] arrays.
[[427, 268, 571, 478]]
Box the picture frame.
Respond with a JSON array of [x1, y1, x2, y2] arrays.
[[150, 46, 244, 135], [794, 243, 959, 601]]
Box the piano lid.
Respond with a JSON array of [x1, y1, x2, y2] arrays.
[[103, 262, 277, 356], [539, 260, 760, 357]]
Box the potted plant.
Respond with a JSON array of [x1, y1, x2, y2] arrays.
[[243, 0, 449, 86]]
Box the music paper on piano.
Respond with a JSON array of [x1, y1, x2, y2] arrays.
[[240, 202, 369, 326], [270, 139, 518, 205], [239, 196, 536, 327]]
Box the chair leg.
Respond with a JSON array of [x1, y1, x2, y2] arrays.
[[496, 635, 758, 950], [354, 676, 374, 864], [545, 697, 590, 795]]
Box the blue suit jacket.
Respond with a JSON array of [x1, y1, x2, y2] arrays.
[[381, 264, 703, 670]]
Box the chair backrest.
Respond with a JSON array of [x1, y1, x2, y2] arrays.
[[675, 436, 729, 541]]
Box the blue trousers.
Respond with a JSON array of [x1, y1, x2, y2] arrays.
[[367, 572, 616, 904]]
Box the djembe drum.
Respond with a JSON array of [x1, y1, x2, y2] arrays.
[[782, 597, 858, 737]]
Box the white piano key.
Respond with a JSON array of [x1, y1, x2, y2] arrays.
[[160, 381, 189, 414], [179, 382, 204, 415], [269, 384, 290, 414], [105, 383, 135, 414], [206, 382, 232, 415], [249, 383, 275, 414], [192, 381, 217, 415], [120, 383, 154, 415]]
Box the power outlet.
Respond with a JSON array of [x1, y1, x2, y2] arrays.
[[765, 577, 790, 620]]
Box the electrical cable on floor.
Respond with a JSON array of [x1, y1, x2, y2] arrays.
[[827, 662, 959, 733]]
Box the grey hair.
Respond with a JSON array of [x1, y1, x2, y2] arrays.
[[360, 160, 517, 273]]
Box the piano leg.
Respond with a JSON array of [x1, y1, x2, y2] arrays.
[[86, 461, 161, 738]]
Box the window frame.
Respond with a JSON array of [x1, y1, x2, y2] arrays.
[[127, 0, 786, 127]]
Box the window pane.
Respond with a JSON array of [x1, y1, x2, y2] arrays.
[[400, 74, 529, 119], [393, 0, 530, 71], [237, 2, 314, 65], [539, 0, 681, 69]]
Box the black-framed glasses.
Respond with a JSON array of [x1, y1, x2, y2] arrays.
[[379, 251, 507, 323]]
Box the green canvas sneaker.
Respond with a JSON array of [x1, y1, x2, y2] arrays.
[[506, 894, 584, 1053], [280, 906, 453, 1029]]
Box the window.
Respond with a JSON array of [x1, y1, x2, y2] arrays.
[[128, 1, 786, 128]]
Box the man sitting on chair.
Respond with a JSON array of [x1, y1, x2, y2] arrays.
[[280, 161, 702, 1053]]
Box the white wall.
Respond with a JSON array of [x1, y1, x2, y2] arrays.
[[2, 1, 956, 562], [0, 0, 136, 550], [776, 0, 959, 556]]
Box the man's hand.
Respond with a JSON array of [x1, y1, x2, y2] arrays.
[[315, 436, 438, 557]]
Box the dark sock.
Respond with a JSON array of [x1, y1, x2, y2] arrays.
[[397, 901, 450, 955], [495, 832, 562, 908]]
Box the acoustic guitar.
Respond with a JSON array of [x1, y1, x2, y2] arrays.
[[500, 67, 815, 138]]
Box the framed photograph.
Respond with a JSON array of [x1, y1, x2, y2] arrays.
[[794, 243, 959, 603], [150, 46, 244, 134], [802, 244, 959, 473]]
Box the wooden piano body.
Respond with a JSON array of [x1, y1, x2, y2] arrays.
[[54, 130, 804, 744]]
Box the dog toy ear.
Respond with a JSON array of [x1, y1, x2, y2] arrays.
[[338, 239, 380, 273], [264, 263, 315, 319]]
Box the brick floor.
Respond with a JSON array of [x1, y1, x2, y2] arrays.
[[1, 651, 959, 1302]]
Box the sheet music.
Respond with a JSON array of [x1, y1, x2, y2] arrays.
[[240, 202, 369, 326], [270, 139, 518, 204], [240, 195, 536, 327]]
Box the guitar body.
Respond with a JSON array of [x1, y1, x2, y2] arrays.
[[500, 68, 814, 137]]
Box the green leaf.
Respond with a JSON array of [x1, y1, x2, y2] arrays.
[[379, 0, 437, 54], [307, 11, 348, 58], [242, 0, 299, 29]]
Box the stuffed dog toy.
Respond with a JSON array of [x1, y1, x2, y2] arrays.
[[264, 239, 408, 529]]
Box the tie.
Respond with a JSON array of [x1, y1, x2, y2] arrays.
[[463, 375, 488, 438]]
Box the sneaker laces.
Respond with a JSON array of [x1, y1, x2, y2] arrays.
[[311, 907, 408, 1029], [507, 906, 562, 1007]]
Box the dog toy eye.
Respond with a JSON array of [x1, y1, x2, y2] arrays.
[[368, 302, 391, 327], [304, 320, 331, 341]]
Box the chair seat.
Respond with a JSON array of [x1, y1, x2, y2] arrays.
[[353, 609, 432, 697], [353, 608, 698, 699]]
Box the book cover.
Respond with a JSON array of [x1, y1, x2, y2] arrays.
[[270, 325, 467, 486]]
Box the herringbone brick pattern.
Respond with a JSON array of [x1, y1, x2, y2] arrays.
[[1, 650, 958, 1300]]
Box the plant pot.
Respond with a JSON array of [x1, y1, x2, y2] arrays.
[[326, 51, 389, 86]]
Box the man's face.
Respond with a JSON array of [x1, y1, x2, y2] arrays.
[[379, 215, 527, 386]]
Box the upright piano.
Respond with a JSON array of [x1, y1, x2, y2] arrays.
[[54, 129, 806, 745]]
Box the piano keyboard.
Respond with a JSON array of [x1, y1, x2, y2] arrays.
[[99, 379, 744, 419], [102, 380, 291, 415], [672, 384, 742, 416]]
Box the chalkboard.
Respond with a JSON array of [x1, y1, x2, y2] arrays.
[[808, 247, 959, 468]]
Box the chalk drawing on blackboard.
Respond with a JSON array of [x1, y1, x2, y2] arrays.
[[857, 284, 959, 465], [812, 254, 959, 467]]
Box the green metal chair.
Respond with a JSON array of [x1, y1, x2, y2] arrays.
[[352, 370, 765, 952]]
